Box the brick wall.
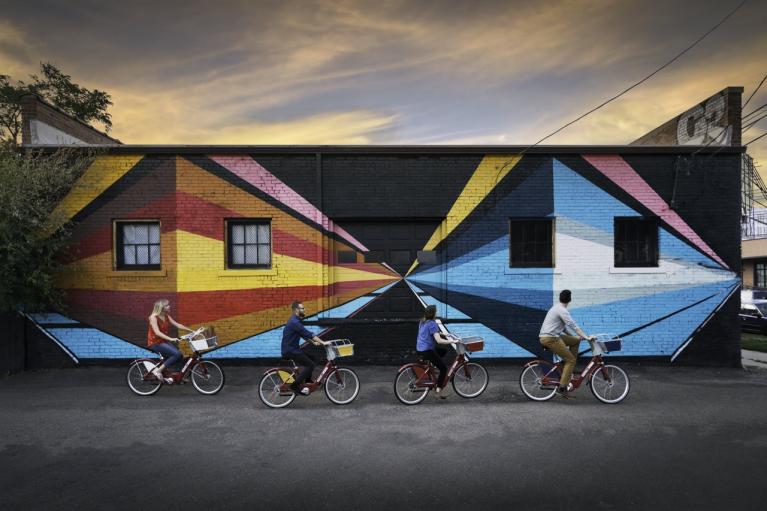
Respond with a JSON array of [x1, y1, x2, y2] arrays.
[[34, 149, 742, 365]]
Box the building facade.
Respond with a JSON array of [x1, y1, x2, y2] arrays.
[[29, 145, 742, 365]]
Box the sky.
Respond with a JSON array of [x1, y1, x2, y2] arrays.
[[1, 0, 765, 164]]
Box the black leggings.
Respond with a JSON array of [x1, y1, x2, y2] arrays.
[[417, 347, 448, 389], [284, 351, 318, 387]]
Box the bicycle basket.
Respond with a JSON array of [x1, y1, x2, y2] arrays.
[[326, 339, 354, 360], [595, 334, 622, 353], [189, 336, 218, 352], [461, 336, 484, 353]]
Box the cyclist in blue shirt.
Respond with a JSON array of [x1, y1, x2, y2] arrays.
[[282, 300, 324, 395], [416, 304, 454, 399]]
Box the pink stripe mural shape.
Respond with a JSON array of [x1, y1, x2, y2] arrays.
[[210, 156, 368, 252], [583, 154, 728, 269]]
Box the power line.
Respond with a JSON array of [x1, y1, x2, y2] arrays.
[[492, 0, 748, 185], [743, 112, 767, 133], [744, 102, 767, 120], [745, 131, 767, 146], [743, 73, 767, 109]]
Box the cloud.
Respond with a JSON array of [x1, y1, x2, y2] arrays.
[[0, 20, 38, 78]]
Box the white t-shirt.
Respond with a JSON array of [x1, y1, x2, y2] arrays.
[[539, 303, 580, 337]]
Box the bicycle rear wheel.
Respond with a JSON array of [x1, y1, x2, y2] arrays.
[[190, 360, 225, 395], [127, 360, 162, 396], [324, 367, 360, 405], [451, 362, 489, 398], [590, 364, 630, 404], [259, 369, 296, 408], [393, 366, 429, 405], [519, 361, 559, 401]]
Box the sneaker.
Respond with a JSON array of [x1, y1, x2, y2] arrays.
[[300, 387, 311, 396], [434, 387, 447, 400], [556, 386, 575, 399]]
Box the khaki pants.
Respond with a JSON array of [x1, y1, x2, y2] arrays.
[[540, 335, 581, 387]]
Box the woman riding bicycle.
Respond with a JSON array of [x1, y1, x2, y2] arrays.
[[147, 299, 194, 383], [416, 305, 454, 400]]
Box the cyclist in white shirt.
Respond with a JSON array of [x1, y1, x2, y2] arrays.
[[539, 290, 594, 398]]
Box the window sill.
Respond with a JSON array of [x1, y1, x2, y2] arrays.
[[504, 267, 562, 275], [217, 268, 278, 277], [108, 269, 167, 278], [610, 267, 665, 274]]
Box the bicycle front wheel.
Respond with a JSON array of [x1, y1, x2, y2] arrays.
[[451, 362, 489, 398], [590, 364, 630, 404], [519, 361, 558, 401], [127, 360, 162, 396], [393, 366, 429, 405], [190, 360, 225, 395], [325, 367, 360, 405], [259, 369, 296, 408]]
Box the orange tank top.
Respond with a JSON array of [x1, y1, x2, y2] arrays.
[[147, 315, 170, 347]]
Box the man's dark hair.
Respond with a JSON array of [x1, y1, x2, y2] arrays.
[[291, 300, 302, 311], [559, 290, 572, 304]]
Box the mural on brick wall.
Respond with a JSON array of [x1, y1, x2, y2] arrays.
[[38, 154, 400, 359], [33, 151, 738, 361], [406, 155, 738, 360]]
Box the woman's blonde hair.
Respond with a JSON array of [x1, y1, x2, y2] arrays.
[[151, 299, 169, 317]]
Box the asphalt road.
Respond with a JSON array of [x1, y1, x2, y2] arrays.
[[1, 363, 766, 511]]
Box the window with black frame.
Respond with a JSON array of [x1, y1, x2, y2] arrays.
[[509, 218, 554, 268], [755, 260, 767, 287], [115, 221, 161, 270], [614, 217, 659, 267], [227, 220, 271, 269]]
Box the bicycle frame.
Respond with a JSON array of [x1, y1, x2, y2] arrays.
[[399, 351, 470, 389], [139, 350, 205, 384], [524, 347, 611, 390], [271, 357, 343, 394]]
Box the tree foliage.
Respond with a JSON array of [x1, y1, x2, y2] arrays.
[[0, 62, 112, 145], [0, 146, 96, 312]]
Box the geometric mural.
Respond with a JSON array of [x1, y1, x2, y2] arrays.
[[46, 154, 399, 356], [36, 150, 739, 361], [408, 156, 738, 360]]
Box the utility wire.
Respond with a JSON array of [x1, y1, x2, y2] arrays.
[[744, 102, 767, 119], [746, 131, 767, 146], [492, 0, 748, 185], [743, 112, 767, 133], [743, 73, 767, 109]]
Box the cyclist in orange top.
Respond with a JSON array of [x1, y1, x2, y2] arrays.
[[148, 299, 193, 383]]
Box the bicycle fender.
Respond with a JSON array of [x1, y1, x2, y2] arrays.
[[523, 359, 548, 369]]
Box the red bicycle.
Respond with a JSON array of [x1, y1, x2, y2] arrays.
[[258, 339, 360, 408], [519, 334, 629, 404], [127, 327, 225, 396], [393, 333, 489, 405]]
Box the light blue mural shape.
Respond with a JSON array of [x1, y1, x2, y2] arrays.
[[404, 281, 536, 358], [553, 159, 639, 232], [410, 162, 556, 312], [30, 313, 150, 359], [211, 281, 400, 358], [570, 280, 739, 356]]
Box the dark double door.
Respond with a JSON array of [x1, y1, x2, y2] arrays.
[[329, 219, 443, 363]]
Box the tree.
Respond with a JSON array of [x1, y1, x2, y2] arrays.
[[0, 146, 96, 312], [0, 62, 112, 146]]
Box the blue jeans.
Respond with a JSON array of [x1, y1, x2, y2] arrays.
[[151, 342, 183, 372]]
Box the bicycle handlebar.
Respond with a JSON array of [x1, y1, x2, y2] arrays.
[[178, 326, 206, 341]]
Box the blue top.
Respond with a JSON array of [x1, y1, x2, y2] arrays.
[[281, 315, 315, 355], [416, 319, 440, 351]]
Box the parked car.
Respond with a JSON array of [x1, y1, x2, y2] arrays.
[[739, 300, 767, 334]]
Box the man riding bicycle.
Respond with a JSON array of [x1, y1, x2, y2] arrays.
[[539, 290, 595, 399], [281, 300, 324, 396]]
